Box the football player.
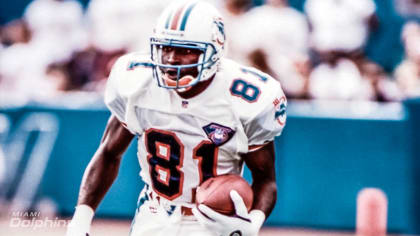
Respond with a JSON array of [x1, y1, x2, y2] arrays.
[[66, 1, 287, 236]]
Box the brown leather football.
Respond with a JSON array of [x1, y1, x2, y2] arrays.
[[195, 174, 253, 215]]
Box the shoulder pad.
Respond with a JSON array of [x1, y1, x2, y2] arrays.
[[104, 52, 154, 124], [107, 52, 154, 98], [221, 59, 284, 123]]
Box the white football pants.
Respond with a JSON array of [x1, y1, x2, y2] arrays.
[[129, 185, 216, 236]]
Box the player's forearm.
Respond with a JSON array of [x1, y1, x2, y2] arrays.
[[77, 147, 122, 210], [251, 178, 277, 218], [67, 117, 132, 235], [243, 142, 277, 218]]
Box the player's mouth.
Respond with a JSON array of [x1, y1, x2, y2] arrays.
[[161, 68, 195, 88], [163, 69, 194, 81], [162, 69, 178, 81]]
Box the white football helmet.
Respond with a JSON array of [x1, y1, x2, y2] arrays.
[[151, 0, 226, 89]]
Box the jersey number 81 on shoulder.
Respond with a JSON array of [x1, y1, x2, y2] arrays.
[[229, 67, 267, 103], [230, 79, 261, 103]]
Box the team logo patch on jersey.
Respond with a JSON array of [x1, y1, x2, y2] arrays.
[[273, 96, 287, 125], [203, 123, 235, 146]]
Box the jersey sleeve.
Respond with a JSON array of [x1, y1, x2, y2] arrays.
[[104, 55, 130, 124], [225, 60, 288, 148], [244, 84, 287, 147]]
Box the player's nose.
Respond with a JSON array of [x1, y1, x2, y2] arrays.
[[166, 50, 181, 65]]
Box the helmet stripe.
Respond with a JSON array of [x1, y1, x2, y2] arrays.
[[179, 2, 198, 31], [170, 3, 188, 30], [164, 10, 174, 29]]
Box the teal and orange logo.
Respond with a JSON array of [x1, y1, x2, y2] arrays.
[[273, 96, 287, 125], [213, 17, 225, 46]]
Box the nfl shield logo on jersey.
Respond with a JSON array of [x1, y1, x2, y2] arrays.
[[182, 100, 189, 108], [203, 123, 235, 146]]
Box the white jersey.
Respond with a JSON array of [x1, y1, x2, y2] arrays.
[[104, 52, 287, 205]]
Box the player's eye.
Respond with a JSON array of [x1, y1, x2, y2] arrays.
[[178, 48, 192, 54], [181, 47, 203, 55], [161, 46, 174, 52]]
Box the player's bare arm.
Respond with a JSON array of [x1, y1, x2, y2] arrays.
[[78, 115, 134, 209], [243, 141, 277, 218], [67, 115, 134, 236]]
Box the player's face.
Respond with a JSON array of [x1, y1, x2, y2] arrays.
[[160, 46, 202, 82]]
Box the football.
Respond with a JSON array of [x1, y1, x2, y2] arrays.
[[195, 174, 253, 215]]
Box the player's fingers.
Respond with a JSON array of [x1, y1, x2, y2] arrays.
[[192, 206, 204, 219], [230, 190, 248, 217], [192, 207, 216, 227], [198, 204, 227, 222]]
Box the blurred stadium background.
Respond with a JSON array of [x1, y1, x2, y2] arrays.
[[0, 0, 420, 235]]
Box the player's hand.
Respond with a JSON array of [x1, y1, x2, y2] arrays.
[[66, 205, 94, 236], [192, 190, 265, 236]]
